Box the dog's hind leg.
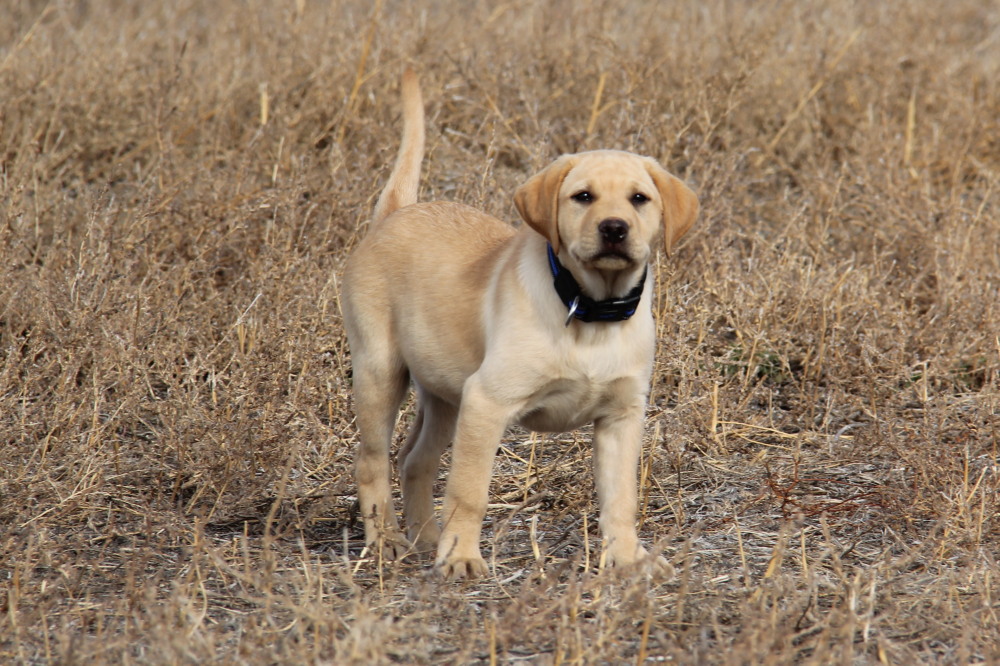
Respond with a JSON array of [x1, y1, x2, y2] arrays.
[[399, 390, 457, 552], [353, 354, 411, 559]]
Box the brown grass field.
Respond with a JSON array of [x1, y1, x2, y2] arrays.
[[2, 0, 999, 663]]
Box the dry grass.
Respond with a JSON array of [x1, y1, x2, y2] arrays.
[[2, 0, 999, 663]]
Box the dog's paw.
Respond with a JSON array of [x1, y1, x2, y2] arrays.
[[605, 546, 673, 580], [407, 522, 442, 555], [366, 531, 413, 561], [436, 555, 489, 580], [637, 553, 674, 580]]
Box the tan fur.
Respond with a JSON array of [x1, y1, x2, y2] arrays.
[[342, 70, 698, 579]]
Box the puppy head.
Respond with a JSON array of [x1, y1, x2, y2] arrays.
[[514, 151, 698, 270]]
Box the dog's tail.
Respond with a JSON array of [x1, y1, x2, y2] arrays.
[[371, 69, 425, 226]]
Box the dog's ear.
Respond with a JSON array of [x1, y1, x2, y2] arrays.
[[645, 160, 699, 255], [514, 155, 577, 253]]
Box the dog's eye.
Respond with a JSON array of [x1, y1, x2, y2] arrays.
[[571, 191, 593, 204], [631, 192, 650, 206]]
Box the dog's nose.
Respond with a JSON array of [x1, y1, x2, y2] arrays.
[[598, 218, 629, 245]]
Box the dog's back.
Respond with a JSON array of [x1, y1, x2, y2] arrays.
[[342, 72, 514, 405]]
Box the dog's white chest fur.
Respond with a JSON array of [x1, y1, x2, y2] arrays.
[[498, 317, 656, 432]]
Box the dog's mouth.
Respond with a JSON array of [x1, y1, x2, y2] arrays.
[[588, 250, 635, 270]]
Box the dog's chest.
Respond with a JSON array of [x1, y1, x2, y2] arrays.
[[515, 337, 651, 432]]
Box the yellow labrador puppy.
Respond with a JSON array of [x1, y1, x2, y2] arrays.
[[342, 71, 698, 578]]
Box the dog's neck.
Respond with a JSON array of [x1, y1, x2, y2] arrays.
[[546, 244, 646, 326]]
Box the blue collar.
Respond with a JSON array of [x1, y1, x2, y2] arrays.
[[546, 244, 646, 325]]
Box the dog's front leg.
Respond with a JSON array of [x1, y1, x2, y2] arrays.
[[593, 406, 667, 574], [436, 377, 513, 579]]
